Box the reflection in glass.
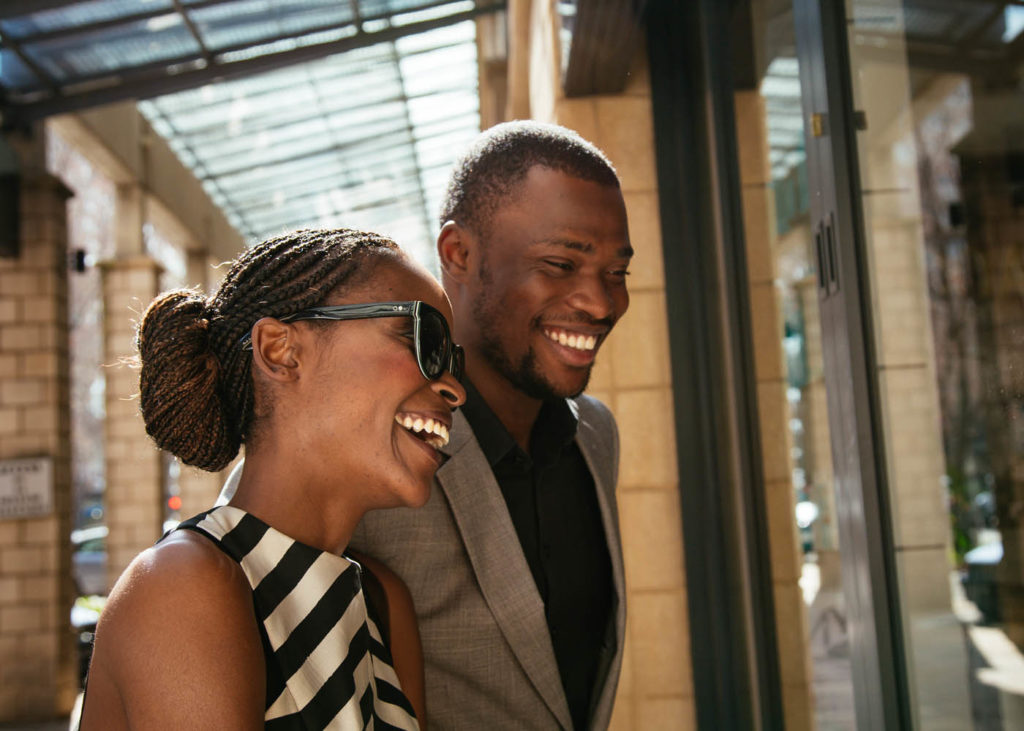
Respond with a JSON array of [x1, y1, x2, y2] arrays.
[[770, 90, 856, 728], [845, 0, 1024, 727], [732, 2, 857, 727]]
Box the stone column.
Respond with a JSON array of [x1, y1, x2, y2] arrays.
[[0, 128, 78, 722], [100, 183, 164, 587]]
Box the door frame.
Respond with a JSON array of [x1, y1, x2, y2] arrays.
[[792, 0, 912, 726], [647, 0, 784, 727]]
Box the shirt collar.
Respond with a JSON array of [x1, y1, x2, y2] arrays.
[[459, 377, 580, 468]]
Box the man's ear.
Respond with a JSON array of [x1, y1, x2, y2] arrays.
[[249, 317, 301, 382], [437, 221, 473, 284]]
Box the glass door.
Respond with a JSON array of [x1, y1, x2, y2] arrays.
[[728, 2, 859, 727], [842, 1, 1024, 727]]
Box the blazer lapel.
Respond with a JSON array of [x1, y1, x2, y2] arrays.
[[436, 410, 573, 730], [575, 400, 628, 726]]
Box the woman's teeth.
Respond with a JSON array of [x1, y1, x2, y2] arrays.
[[396, 415, 450, 448], [544, 329, 597, 351]]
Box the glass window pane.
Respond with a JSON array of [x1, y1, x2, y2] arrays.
[[23, 16, 199, 82], [845, 0, 1024, 727], [0, 0, 173, 38], [731, 2, 857, 728], [136, 21, 477, 264]]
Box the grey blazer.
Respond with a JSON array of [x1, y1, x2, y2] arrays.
[[349, 394, 626, 731]]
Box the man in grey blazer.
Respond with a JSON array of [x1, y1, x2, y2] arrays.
[[350, 121, 632, 730]]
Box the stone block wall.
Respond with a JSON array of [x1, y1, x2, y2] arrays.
[[0, 164, 78, 721]]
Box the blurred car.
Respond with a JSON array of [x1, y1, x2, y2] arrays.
[[71, 525, 107, 597]]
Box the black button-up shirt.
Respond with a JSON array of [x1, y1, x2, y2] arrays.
[[460, 379, 613, 730]]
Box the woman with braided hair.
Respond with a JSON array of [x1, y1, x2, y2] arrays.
[[79, 228, 465, 730]]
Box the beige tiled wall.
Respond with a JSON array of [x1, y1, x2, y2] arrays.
[[0, 132, 78, 721]]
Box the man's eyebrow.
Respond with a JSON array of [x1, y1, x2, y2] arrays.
[[543, 238, 594, 253], [540, 239, 634, 258]]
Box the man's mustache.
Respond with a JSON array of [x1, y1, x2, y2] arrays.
[[537, 312, 617, 329]]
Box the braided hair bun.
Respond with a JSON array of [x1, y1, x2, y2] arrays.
[[137, 289, 235, 470], [136, 228, 400, 471]]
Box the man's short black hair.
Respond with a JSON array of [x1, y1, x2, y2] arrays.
[[439, 120, 620, 235]]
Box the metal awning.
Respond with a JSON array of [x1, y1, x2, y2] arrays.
[[1, 1, 504, 261]]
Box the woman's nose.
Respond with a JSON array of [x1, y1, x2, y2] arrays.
[[434, 371, 466, 408]]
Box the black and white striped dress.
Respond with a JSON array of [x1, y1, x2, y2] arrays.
[[173, 505, 420, 730]]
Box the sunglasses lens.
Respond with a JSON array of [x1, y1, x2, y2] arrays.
[[450, 345, 465, 382], [418, 308, 449, 379]]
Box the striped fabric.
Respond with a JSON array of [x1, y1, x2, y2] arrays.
[[174, 506, 419, 730]]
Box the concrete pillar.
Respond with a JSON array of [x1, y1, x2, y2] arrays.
[[476, 12, 509, 131], [0, 127, 78, 722], [504, 0, 532, 121]]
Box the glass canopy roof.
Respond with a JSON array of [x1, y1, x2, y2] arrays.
[[139, 22, 480, 263], [1, 1, 500, 264]]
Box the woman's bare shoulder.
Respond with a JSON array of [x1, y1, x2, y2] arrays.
[[99, 530, 251, 636], [80, 529, 265, 729]]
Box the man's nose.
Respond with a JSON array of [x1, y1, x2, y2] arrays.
[[566, 274, 619, 321]]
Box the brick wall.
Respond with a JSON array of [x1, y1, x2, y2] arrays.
[[0, 162, 78, 721], [99, 257, 163, 587]]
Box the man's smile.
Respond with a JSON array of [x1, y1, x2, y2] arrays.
[[542, 327, 598, 352]]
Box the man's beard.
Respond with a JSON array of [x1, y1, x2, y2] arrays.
[[476, 326, 591, 401], [472, 271, 590, 401]]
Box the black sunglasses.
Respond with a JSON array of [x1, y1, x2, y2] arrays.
[[240, 301, 464, 382]]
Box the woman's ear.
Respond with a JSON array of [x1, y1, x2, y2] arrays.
[[249, 317, 301, 382], [437, 221, 472, 284]]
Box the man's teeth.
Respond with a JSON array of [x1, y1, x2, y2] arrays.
[[544, 329, 597, 351], [396, 415, 450, 448]]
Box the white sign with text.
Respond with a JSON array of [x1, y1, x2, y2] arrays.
[[0, 457, 54, 520]]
